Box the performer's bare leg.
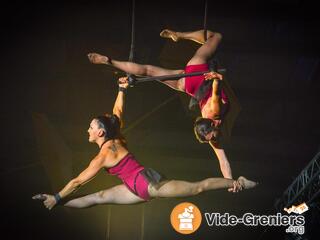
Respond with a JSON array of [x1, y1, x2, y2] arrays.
[[160, 29, 215, 44], [149, 176, 257, 198], [160, 29, 222, 66], [63, 185, 145, 208], [88, 29, 221, 91], [33, 177, 257, 208], [87, 53, 185, 91]]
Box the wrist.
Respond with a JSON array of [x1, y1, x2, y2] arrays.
[[54, 193, 61, 203], [104, 56, 112, 65], [119, 87, 127, 92]]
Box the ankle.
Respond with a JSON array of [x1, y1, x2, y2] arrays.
[[103, 56, 112, 65], [175, 31, 182, 39], [107, 57, 112, 65]]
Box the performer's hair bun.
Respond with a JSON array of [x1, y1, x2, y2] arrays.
[[94, 114, 120, 139]]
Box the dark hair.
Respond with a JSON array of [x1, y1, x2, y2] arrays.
[[94, 114, 120, 140], [194, 117, 217, 143]]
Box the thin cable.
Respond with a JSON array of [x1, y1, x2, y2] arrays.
[[123, 94, 178, 134], [203, 0, 208, 42], [128, 0, 136, 62]]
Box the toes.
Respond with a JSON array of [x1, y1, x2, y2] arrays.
[[160, 29, 176, 40], [32, 194, 40, 200], [160, 29, 169, 37]]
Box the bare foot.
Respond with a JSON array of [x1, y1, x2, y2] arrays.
[[160, 29, 179, 42], [237, 176, 258, 190], [87, 53, 111, 65]]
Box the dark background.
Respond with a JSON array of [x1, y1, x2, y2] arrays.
[[1, 0, 320, 239]]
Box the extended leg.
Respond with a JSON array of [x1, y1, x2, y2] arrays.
[[87, 53, 185, 91], [63, 184, 144, 208], [149, 176, 257, 198]]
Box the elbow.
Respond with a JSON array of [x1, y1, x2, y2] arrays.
[[70, 179, 82, 190]]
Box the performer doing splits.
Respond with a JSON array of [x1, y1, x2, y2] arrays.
[[88, 29, 241, 180], [33, 78, 256, 210]]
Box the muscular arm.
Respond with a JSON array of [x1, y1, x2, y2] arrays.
[[209, 141, 232, 179], [204, 72, 223, 117], [210, 79, 221, 115], [58, 155, 104, 199], [112, 77, 128, 128], [112, 90, 125, 128]]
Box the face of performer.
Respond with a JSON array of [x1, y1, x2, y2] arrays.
[[88, 119, 104, 142], [204, 120, 220, 142], [212, 119, 222, 127], [204, 129, 219, 142]]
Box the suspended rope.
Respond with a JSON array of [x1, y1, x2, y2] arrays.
[[128, 0, 135, 62], [203, 0, 208, 42], [202, 0, 219, 72]]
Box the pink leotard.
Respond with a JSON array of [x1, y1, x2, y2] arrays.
[[105, 153, 150, 200], [184, 63, 229, 111]]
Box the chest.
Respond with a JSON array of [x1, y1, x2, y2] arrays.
[[201, 97, 219, 119]]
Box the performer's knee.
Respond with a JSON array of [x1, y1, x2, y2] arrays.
[[148, 184, 160, 198], [194, 180, 208, 195], [145, 65, 158, 76], [193, 185, 204, 195], [95, 190, 112, 204]]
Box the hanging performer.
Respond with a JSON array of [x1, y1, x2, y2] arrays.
[[32, 77, 256, 210], [87, 29, 241, 182]]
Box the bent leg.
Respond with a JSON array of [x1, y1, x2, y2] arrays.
[[63, 184, 145, 208], [160, 29, 215, 45], [160, 29, 222, 66], [148, 178, 235, 198], [186, 31, 222, 65]]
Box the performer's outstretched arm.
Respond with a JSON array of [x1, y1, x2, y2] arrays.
[[209, 141, 232, 179], [33, 155, 104, 210], [112, 77, 128, 128], [58, 156, 104, 197]]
